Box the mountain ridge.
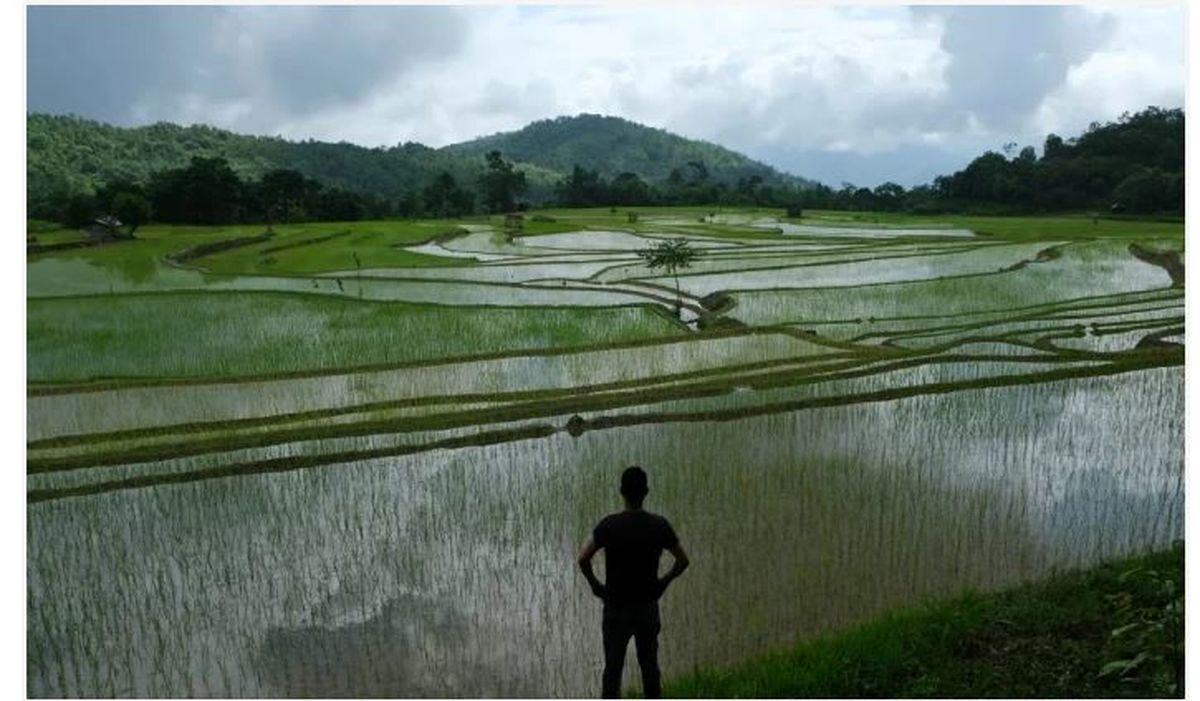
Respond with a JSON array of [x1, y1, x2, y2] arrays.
[[443, 113, 811, 187], [26, 112, 812, 218]]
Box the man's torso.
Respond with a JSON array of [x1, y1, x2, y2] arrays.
[[593, 510, 678, 606]]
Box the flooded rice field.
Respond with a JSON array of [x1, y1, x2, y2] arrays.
[[27, 215, 1184, 697]]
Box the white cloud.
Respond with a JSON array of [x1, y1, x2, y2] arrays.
[[1031, 6, 1185, 140]]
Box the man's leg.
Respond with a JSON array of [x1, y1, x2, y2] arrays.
[[602, 606, 634, 698], [633, 603, 662, 699]]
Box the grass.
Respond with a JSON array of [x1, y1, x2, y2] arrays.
[[26, 220, 474, 278], [27, 290, 686, 382], [795, 209, 1185, 241], [26, 351, 1179, 497], [665, 544, 1184, 698], [519, 207, 1185, 243], [196, 220, 469, 273], [730, 240, 1175, 326]]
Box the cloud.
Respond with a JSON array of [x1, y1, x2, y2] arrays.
[[1031, 6, 1185, 140], [27, 6, 211, 125], [26, 4, 1184, 187], [922, 6, 1115, 131], [29, 5, 468, 133]]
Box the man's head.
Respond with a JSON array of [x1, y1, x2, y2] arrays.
[[620, 466, 649, 508]]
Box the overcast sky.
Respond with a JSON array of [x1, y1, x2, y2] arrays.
[[26, 3, 1184, 187]]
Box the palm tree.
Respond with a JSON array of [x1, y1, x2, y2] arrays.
[[637, 238, 700, 318]]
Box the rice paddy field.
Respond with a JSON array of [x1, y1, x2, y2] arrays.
[[26, 207, 1184, 697]]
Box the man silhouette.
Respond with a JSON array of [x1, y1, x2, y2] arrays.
[[578, 466, 690, 699]]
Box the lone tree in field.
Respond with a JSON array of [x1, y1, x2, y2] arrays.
[[479, 150, 527, 214], [637, 238, 700, 319], [110, 192, 150, 236]]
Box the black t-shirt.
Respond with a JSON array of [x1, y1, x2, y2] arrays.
[[593, 510, 679, 606]]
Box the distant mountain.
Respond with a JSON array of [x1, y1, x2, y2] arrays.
[[442, 113, 813, 189], [26, 113, 476, 217], [26, 112, 814, 218]]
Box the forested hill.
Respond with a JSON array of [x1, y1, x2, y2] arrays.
[[441, 114, 810, 188], [27, 106, 1183, 223], [27, 112, 810, 219], [27, 113, 479, 215]]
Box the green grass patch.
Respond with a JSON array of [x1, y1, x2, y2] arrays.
[[27, 291, 686, 382], [666, 544, 1184, 698], [26, 224, 86, 244], [730, 240, 1174, 326], [197, 220, 468, 273], [26, 220, 472, 278], [799, 209, 1185, 241]]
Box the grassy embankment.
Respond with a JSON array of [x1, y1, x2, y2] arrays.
[[788, 209, 1184, 242], [505, 206, 1184, 236], [27, 219, 477, 274], [27, 292, 685, 382], [666, 545, 1184, 698]]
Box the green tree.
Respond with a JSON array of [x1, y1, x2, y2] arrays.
[[555, 164, 608, 207], [1113, 168, 1179, 214], [62, 192, 97, 228], [149, 156, 244, 224], [609, 172, 652, 206], [1043, 134, 1066, 159], [259, 169, 312, 223], [637, 238, 701, 318], [479, 150, 527, 213], [872, 182, 906, 212], [110, 191, 151, 235], [423, 172, 474, 218]]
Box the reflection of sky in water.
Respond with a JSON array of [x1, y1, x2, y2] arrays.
[[668, 242, 1052, 295], [774, 222, 974, 238], [730, 249, 1174, 325], [27, 333, 807, 440], [26, 257, 659, 307], [28, 369, 1182, 697]]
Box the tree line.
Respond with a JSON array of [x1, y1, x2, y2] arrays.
[[48, 149, 532, 228], [27, 111, 810, 225], [790, 107, 1183, 217], [552, 161, 801, 209], [550, 107, 1183, 216], [33, 105, 1182, 229]]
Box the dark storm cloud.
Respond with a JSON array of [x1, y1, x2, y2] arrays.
[[26, 6, 211, 124], [27, 5, 468, 127]]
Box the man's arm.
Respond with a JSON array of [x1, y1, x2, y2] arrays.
[[656, 542, 690, 597], [577, 535, 608, 600]]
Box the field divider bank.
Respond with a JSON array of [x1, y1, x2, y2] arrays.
[[26, 352, 1179, 505], [27, 352, 904, 470], [28, 322, 788, 397], [25, 349, 1176, 483]]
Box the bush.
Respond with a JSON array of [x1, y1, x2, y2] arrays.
[[26, 219, 61, 234]]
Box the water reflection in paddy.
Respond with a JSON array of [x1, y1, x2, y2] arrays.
[[27, 369, 1182, 697]]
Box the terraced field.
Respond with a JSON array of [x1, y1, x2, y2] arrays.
[[27, 209, 1184, 697]]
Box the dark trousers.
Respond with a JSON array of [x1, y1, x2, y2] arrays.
[[601, 601, 661, 699]]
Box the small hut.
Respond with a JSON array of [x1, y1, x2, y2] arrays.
[[83, 215, 128, 242]]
